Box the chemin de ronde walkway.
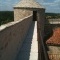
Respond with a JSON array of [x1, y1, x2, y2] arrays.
[[15, 21, 38, 60]]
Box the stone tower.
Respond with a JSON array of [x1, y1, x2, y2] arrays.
[[14, 0, 45, 21], [14, 0, 45, 60]]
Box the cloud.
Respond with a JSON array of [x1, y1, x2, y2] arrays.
[[54, 0, 60, 3], [0, 0, 60, 13], [38, 0, 60, 7], [37, 0, 60, 13], [37, 0, 44, 3], [0, 0, 20, 11]]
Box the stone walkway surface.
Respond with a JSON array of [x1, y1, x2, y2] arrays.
[[16, 21, 38, 60]]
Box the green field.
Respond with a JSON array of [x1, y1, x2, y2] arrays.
[[0, 11, 14, 25]]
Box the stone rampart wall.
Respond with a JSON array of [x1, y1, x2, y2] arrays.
[[0, 15, 33, 60]]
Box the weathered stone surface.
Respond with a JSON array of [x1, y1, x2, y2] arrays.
[[14, 9, 33, 21], [14, 0, 44, 9], [16, 21, 38, 60], [0, 15, 32, 60]]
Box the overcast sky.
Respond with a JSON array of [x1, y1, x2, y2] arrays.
[[0, 0, 60, 13]]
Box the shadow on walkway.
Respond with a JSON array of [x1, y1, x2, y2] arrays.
[[15, 21, 35, 60]]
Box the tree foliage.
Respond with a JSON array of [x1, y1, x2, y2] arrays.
[[0, 11, 14, 25], [46, 13, 60, 19]]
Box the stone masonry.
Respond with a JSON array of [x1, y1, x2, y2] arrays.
[[0, 15, 32, 60]]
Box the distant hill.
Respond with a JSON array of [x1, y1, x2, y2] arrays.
[[45, 13, 60, 19]]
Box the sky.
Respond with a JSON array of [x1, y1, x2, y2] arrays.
[[0, 0, 60, 13]]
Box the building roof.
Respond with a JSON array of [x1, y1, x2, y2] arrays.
[[14, 0, 44, 9], [46, 28, 60, 45]]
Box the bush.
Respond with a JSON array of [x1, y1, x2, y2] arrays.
[[0, 11, 14, 25]]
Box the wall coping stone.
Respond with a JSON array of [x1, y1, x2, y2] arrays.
[[0, 14, 33, 32]]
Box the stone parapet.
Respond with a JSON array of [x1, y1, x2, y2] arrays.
[[0, 15, 33, 60]]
